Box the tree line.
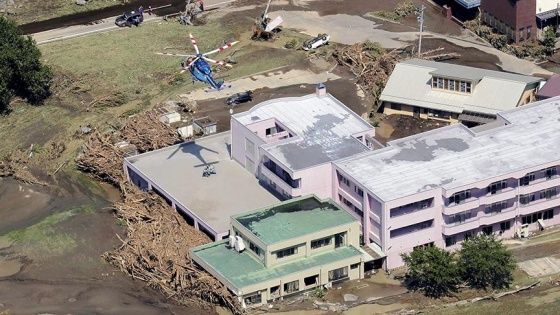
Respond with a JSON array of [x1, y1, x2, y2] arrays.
[[402, 234, 516, 298], [1, 16, 52, 114]]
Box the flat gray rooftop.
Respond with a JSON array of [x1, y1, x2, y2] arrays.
[[336, 96, 560, 202], [380, 59, 542, 115], [126, 132, 280, 235], [233, 93, 373, 171]]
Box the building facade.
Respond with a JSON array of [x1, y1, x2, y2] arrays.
[[190, 195, 364, 307], [380, 59, 542, 126], [230, 85, 377, 200], [336, 97, 560, 269], [480, 0, 537, 43]]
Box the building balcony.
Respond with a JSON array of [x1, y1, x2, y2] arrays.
[[260, 166, 302, 197], [519, 176, 560, 195], [442, 208, 516, 235], [390, 208, 434, 230], [443, 198, 479, 215], [481, 187, 517, 205], [518, 196, 560, 216], [264, 131, 291, 143], [388, 227, 435, 247], [338, 186, 363, 208]]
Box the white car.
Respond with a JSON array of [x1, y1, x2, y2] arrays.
[[303, 33, 330, 51]]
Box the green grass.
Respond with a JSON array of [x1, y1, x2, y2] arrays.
[[4, 210, 78, 259], [528, 231, 560, 244]]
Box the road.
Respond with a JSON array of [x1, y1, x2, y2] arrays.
[[32, 0, 236, 45]]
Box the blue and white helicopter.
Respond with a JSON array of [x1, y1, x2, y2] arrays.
[[158, 33, 239, 92]]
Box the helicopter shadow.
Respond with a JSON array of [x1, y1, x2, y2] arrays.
[[166, 141, 220, 168]]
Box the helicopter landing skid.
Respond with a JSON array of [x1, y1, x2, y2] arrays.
[[204, 85, 232, 93]]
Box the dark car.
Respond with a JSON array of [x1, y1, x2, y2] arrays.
[[115, 11, 143, 27], [226, 91, 253, 107]]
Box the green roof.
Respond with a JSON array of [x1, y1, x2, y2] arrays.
[[192, 240, 362, 289], [232, 195, 358, 245]]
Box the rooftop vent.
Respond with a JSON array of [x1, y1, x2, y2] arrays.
[[316, 83, 326, 98]]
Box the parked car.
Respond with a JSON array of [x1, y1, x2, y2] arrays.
[[226, 91, 253, 107], [115, 11, 144, 27], [303, 33, 330, 51]]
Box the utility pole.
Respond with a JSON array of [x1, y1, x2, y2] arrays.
[[416, 4, 426, 56]]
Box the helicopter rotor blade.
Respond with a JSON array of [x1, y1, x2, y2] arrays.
[[203, 40, 239, 56], [156, 52, 193, 57], [189, 33, 200, 55], [202, 56, 233, 68], [187, 56, 201, 68]]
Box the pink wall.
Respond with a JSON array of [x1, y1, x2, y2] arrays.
[[231, 118, 266, 175], [294, 163, 333, 200]]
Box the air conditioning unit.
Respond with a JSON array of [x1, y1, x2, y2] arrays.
[[235, 236, 246, 252], [518, 224, 530, 238], [229, 235, 237, 248]]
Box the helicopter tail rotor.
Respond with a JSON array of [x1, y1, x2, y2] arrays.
[[189, 33, 200, 55], [156, 52, 193, 57]]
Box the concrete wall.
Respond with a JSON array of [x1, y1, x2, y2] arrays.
[[231, 117, 266, 176], [295, 163, 334, 200]]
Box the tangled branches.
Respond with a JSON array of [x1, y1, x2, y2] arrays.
[[76, 110, 242, 314]]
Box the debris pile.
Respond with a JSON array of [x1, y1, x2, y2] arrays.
[[75, 111, 242, 314], [332, 40, 459, 111], [0, 141, 66, 185]]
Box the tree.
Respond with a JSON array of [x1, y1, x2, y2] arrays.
[[401, 246, 461, 298], [0, 16, 52, 113], [542, 26, 557, 56], [458, 234, 516, 291]]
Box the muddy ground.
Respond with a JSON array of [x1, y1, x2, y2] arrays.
[[0, 176, 211, 315]]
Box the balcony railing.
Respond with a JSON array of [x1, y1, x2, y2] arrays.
[[262, 162, 299, 188], [443, 198, 479, 215], [519, 176, 560, 195], [442, 207, 516, 235], [260, 166, 301, 197]]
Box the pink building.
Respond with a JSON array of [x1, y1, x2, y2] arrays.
[[335, 97, 560, 269], [232, 88, 560, 270], [230, 84, 377, 200]]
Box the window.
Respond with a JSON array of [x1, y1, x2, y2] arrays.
[[449, 80, 455, 91], [249, 242, 263, 258], [464, 230, 473, 240], [487, 180, 507, 195], [350, 263, 360, 270], [544, 208, 554, 220], [485, 201, 508, 215], [265, 126, 277, 136], [526, 25, 532, 39], [500, 221, 511, 232], [449, 211, 472, 225], [466, 82, 472, 93], [519, 28, 524, 41], [335, 232, 346, 248], [522, 209, 554, 225], [340, 175, 350, 186], [353, 205, 364, 217], [413, 242, 434, 251], [276, 247, 297, 259], [304, 275, 318, 286], [390, 220, 434, 238], [520, 193, 535, 206], [328, 267, 348, 281], [445, 236, 457, 247], [355, 186, 364, 197], [437, 77, 444, 88], [544, 167, 558, 179], [391, 103, 402, 110], [460, 81, 466, 92], [311, 237, 332, 249], [482, 226, 493, 235], [449, 189, 471, 204], [540, 188, 558, 200], [519, 173, 535, 186], [244, 292, 262, 305], [432, 78, 437, 88], [284, 280, 299, 293], [391, 198, 433, 217]]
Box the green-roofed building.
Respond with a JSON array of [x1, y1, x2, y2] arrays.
[[190, 195, 364, 308]]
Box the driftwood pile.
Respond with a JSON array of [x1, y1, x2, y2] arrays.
[[76, 111, 242, 314], [332, 41, 460, 110]]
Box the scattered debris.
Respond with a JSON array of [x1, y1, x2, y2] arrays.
[[75, 111, 242, 314], [313, 301, 349, 312], [0, 142, 66, 185], [344, 293, 359, 302]]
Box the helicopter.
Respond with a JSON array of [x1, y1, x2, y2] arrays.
[[157, 33, 239, 92]]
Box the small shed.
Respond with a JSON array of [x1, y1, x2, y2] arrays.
[[193, 116, 217, 135], [160, 112, 182, 125]]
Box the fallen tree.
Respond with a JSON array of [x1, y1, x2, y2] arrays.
[[76, 111, 243, 314]]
